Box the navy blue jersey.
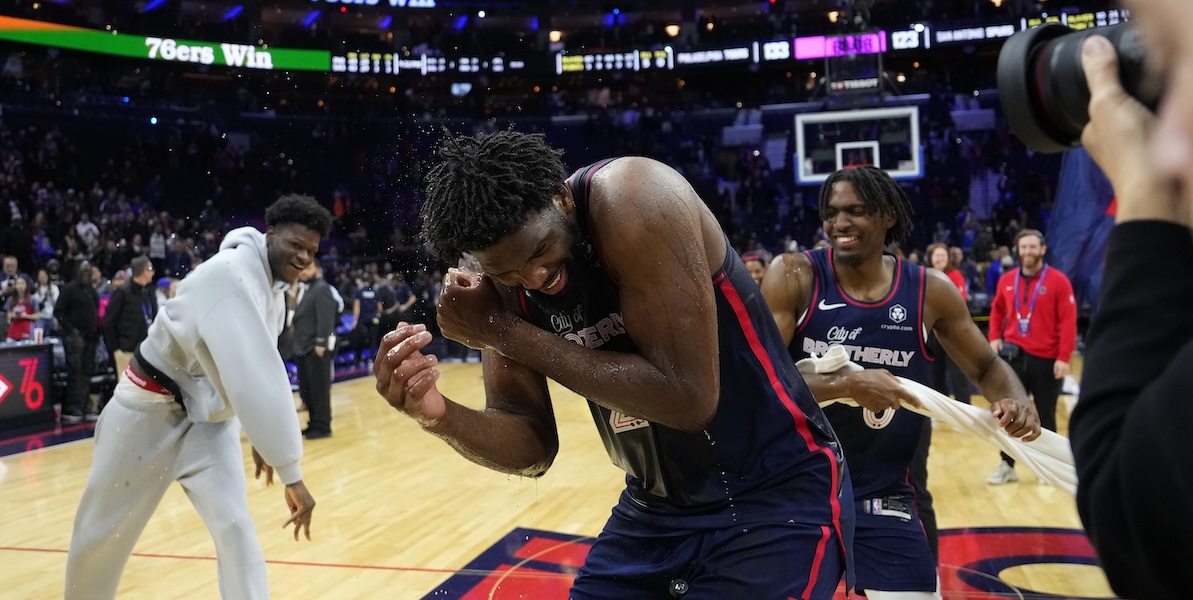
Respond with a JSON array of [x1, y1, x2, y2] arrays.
[[517, 160, 848, 536], [790, 248, 935, 501]]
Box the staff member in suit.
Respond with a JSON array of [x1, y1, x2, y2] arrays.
[[293, 262, 339, 439]]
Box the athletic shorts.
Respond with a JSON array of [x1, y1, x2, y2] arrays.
[[569, 520, 845, 600], [852, 496, 937, 593]]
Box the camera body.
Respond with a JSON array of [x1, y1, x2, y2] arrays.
[[997, 22, 1163, 153]]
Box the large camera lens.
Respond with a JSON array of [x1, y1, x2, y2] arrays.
[[997, 22, 1162, 153]]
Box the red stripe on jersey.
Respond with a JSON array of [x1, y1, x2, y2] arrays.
[[800, 525, 832, 600], [714, 273, 845, 571]]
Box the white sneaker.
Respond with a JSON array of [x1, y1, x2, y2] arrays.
[[987, 462, 1019, 485]]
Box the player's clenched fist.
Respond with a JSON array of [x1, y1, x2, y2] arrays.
[[374, 322, 446, 426]]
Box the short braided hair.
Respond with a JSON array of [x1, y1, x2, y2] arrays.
[[818, 166, 914, 245], [421, 130, 567, 263]]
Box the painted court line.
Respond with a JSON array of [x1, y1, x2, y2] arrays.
[[0, 546, 575, 580]]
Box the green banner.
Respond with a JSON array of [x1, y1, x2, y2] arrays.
[[0, 16, 330, 72]]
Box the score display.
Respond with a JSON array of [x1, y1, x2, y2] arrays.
[[555, 48, 674, 74], [331, 51, 527, 76], [794, 32, 887, 61]]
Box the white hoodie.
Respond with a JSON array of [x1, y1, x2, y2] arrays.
[[139, 227, 304, 484]]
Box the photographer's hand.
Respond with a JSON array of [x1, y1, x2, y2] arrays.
[[1082, 35, 1188, 226]]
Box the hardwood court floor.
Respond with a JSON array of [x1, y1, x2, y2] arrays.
[[0, 361, 1115, 599]]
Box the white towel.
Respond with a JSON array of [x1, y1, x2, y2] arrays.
[[796, 345, 1077, 495]]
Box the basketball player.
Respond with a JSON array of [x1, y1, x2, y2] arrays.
[[65, 195, 330, 599], [760, 166, 1040, 598], [377, 131, 852, 599], [1072, 13, 1193, 597]]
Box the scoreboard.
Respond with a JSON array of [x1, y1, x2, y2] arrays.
[[331, 51, 527, 76], [555, 48, 674, 74]]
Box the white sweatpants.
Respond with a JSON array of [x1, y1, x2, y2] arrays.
[[65, 379, 267, 599]]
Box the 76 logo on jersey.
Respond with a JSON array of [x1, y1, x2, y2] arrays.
[[863, 408, 895, 429]]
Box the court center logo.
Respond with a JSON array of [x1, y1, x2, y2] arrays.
[[427, 526, 1106, 600], [888, 304, 907, 324]]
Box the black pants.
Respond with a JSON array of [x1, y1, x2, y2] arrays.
[[1000, 350, 1062, 467], [62, 332, 97, 416], [351, 321, 379, 364], [298, 350, 335, 435], [907, 419, 938, 563]]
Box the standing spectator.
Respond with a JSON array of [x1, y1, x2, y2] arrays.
[[987, 229, 1077, 484], [164, 236, 194, 278], [349, 273, 380, 366], [927, 243, 973, 405], [4, 275, 40, 342], [377, 273, 417, 336], [2, 215, 33, 272], [102, 256, 158, 378], [75, 213, 100, 250], [741, 250, 772, 286], [55, 262, 100, 424], [148, 224, 167, 275], [1, 254, 29, 298], [949, 246, 979, 297], [33, 268, 59, 335], [1, 255, 29, 331], [155, 277, 176, 308], [292, 263, 339, 439], [986, 246, 1013, 296]]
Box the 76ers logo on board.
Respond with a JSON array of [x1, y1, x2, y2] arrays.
[[888, 304, 907, 324], [609, 410, 649, 433]]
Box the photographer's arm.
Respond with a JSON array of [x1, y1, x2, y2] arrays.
[[1070, 35, 1193, 598]]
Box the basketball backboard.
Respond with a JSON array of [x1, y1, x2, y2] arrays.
[[794, 105, 923, 185]]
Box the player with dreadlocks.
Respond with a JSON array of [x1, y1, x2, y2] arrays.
[[760, 165, 1040, 599], [376, 130, 855, 599]]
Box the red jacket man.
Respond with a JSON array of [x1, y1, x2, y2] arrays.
[[987, 229, 1077, 484]]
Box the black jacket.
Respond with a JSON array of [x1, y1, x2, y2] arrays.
[[55, 280, 100, 340], [1070, 221, 1193, 599], [103, 279, 158, 353], [290, 276, 339, 357]]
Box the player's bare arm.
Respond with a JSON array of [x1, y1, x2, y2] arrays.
[[375, 322, 560, 476], [438, 157, 722, 433], [760, 252, 919, 412], [761, 252, 815, 345], [923, 268, 1041, 440]]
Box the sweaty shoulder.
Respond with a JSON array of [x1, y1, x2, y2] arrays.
[[585, 157, 724, 277], [761, 252, 816, 315]]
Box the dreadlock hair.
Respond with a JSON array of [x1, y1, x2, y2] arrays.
[[421, 130, 567, 263], [266, 194, 333, 238], [818, 166, 914, 245]]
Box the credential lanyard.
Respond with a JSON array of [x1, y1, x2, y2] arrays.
[[1013, 264, 1048, 335]]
